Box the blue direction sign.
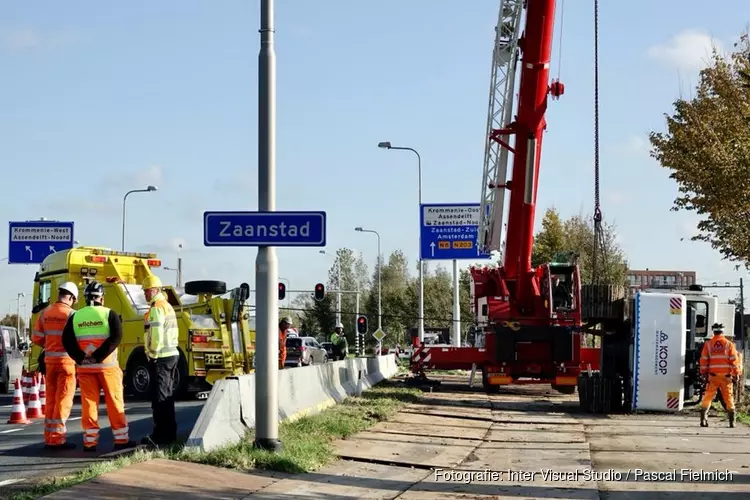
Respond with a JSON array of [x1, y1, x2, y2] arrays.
[[420, 203, 492, 261], [8, 220, 75, 264], [204, 211, 326, 247]]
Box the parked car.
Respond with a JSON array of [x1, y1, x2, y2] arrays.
[[1, 326, 25, 394], [285, 336, 328, 367]]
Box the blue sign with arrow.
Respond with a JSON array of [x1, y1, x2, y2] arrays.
[[8, 220, 75, 264], [420, 203, 492, 261]]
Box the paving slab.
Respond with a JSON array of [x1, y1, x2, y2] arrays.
[[400, 404, 494, 419], [485, 428, 587, 443], [368, 420, 490, 441], [41, 459, 279, 499], [398, 439, 600, 499], [245, 460, 429, 499], [334, 435, 476, 469], [386, 411, 492, 430]]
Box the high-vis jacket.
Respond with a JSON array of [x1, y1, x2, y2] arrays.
[[144, 292, 179, 359], [700, 334, 741, 377], [62, 305, 123, 372], [32, 302, 75, 365]]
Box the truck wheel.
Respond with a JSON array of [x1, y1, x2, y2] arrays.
[[126, 352, 152, 401], [184, 280, 227, 296]]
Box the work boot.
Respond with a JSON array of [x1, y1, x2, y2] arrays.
[[700, 408, 709, 427], [728, 411, 736, 428], [44, 442, 76, 451]]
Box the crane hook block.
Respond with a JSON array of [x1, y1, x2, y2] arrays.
[[549, 79, 565, 99]]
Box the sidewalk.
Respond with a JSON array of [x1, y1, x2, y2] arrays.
[[40, 384, 750, 499]]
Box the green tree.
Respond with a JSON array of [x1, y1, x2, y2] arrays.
[[649, 32, 750, 267], [531, 210, 628, 286], [531, 207, 566, 267], [0, 314, 25, 331]]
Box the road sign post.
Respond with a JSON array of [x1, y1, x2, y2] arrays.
[[8, 221, 75, 264], [373, 328, 386, 355], [419, 203, 492, 261]]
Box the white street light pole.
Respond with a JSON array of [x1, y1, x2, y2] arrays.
[[378, 141, 424, 344], [16, 292, 24, 336], [319, 250, 342, 324], [122, 185, 158, 251], [354, 227, 381, 330]]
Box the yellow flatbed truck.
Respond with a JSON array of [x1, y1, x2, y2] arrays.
[[27, 247, 255, 399]]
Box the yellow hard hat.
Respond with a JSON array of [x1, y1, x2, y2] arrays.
[[142, 275, 163, 290]]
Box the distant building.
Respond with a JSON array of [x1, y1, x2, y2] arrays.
[[627, 269, 697, 293]]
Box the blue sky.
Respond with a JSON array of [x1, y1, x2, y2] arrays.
[[2, 0, 749, 317]]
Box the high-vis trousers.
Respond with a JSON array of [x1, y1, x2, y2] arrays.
[[701, 373, 735, 411], [44, 362, 77, 446], [78, 367, 130, 449], [279, 349, 286, 369]]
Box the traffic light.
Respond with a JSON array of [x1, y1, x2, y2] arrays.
[[278, 282, 286, 301], [314, 283, 325, 301], [357, 315, 368, 334]]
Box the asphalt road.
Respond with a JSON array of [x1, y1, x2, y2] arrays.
[[0, 389, 205, 491]]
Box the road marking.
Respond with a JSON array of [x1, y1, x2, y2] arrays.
[[68, 417, 81, 421], [0, 478, 25, 487], [1, 404, 11, 409], [0, 428, 24, 434]]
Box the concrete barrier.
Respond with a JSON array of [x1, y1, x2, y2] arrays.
[[185, 354, 399, 452]]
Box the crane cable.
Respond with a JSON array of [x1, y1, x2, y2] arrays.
[[591, 0, 607, 285]]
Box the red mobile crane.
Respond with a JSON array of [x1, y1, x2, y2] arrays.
[[410, 0, 600, 393]]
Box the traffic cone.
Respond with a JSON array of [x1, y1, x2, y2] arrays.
[[26, 376, 43, 419], [21, 369, 31, 404], [39, 374, 47, 415], [7, 379, 30, 424]]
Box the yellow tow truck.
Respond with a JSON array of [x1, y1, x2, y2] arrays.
[[27, 247, 255, 399]]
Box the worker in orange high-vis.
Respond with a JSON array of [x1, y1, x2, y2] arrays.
[[699, 322, 741, 428], [279, 316, 292, 369], [31, 282, 79, 450], [62, 281, 135, 452]]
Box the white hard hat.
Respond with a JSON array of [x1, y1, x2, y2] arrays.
[[335, 322, 344, 329], [281, 316, 293, 325], [58, 281, 79, 301]]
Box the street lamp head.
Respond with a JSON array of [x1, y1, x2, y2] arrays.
[[147, 185, 158, 192], [319, 250, 326, 255], [377, 141, 392, 149], [355, 227, 363, 232]]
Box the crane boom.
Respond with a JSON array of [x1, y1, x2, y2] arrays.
[[503, 0, 562, 303], [478, 0, 524, 258]]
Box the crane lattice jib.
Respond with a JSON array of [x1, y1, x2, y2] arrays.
[[478, 0, 524, 256]]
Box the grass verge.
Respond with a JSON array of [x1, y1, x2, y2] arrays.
[[6, 381, 422, 500], [176, 381, 421, 473]]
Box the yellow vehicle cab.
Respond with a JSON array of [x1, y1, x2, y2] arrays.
[[28, 246, 255, 399]]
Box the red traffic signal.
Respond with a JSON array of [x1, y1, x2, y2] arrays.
[[357, 315, 368, 334], [278, 282, 286, 300], [314, 283, 325, 301]]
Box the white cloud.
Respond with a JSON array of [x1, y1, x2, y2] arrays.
[[646, 29, 722, 71], [0, 28, 79, 52]]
